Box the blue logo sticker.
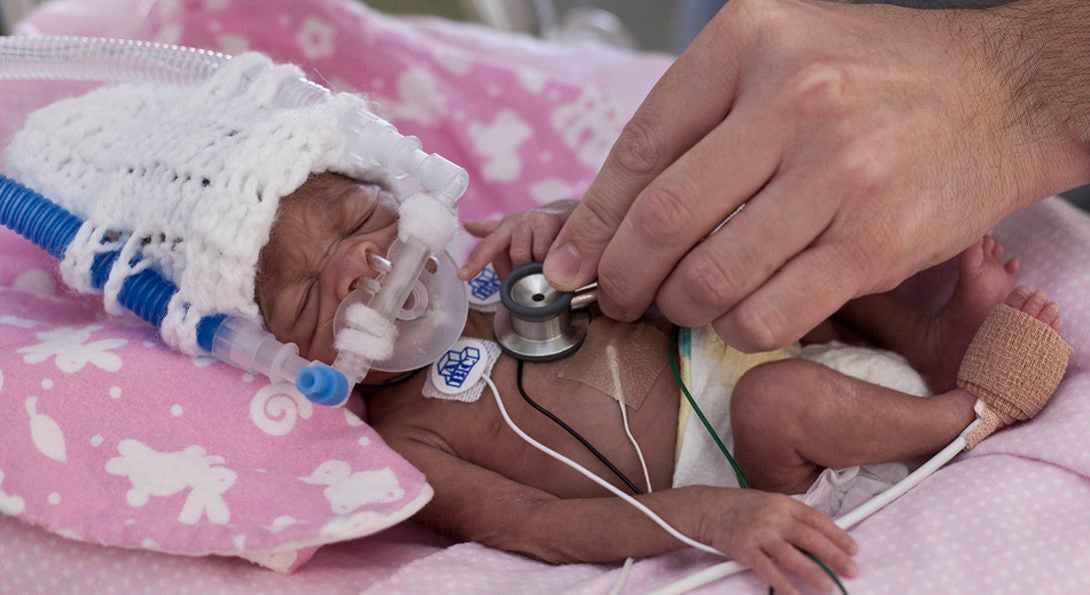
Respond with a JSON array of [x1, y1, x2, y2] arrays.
[[436, 345, 482, 389], [468, 267, 500, 302]]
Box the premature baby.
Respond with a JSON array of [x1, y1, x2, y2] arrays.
[[256, 172, 1071, 595]]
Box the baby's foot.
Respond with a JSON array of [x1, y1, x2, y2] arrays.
[[921, 236, 1019, 391], [960, 285, 1069, 447]]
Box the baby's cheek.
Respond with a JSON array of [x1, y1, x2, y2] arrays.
[[308, 325, 338, 366]]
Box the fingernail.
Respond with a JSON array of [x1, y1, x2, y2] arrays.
[[543, 242, 580, 289]]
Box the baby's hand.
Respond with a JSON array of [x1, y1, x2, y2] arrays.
[[698, 488, 858, 595], [459, 199, 578, 280]]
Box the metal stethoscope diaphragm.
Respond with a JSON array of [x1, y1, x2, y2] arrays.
[[492, 262, 598, 362]]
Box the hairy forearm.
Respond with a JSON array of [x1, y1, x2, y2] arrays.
[[985, 0, 1090, 190]]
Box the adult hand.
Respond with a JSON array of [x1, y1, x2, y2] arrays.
[[543, 0, 1089, 352]]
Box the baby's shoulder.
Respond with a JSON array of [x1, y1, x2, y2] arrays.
[[364, 374, 484, 449]]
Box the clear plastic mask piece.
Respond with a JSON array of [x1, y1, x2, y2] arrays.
[[333, 248, 468, 372]]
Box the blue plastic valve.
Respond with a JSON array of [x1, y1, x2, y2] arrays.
[[297, 365, 350, 407]]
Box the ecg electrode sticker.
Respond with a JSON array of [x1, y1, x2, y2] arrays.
[[424, 338, 501, 402], [466, 265, 501, 312]]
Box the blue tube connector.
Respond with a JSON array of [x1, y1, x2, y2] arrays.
[[0, 174, 350, 406], [297, 366, 350, 407], [197, 314, 350, 406]]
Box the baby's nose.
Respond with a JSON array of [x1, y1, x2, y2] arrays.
[[326, 240, 381, 303]]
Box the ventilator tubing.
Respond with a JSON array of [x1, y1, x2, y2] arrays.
[[0, 174, 349, 405], [0, 35, 471, 400]]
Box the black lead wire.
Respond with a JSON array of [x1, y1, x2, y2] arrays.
[[515, 359, 644, 495]]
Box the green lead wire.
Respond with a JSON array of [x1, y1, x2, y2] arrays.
[[668, 326, 848, 595], [668, 326, 749, 488]]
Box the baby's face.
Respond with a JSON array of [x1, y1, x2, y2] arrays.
[[256, 173, 399, 365]]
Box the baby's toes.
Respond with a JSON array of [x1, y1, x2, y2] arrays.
[[1005, 285, 1034, 310], [958, 238, 987, 274], [1003, 257, 1020, 276], [1019, 290, 1051, 319], [1040, 301, 1064, 334]]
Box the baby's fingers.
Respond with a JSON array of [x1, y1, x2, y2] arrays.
[[459, 226, 513, 280], [800, 506, 857, 563], [741, 550, 803, 595], [760, 514, 856, 594], [464, 219, 502, 238], [777, 527, 857, 592]]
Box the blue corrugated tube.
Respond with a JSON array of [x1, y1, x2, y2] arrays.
[[0, 174, 349, 406]]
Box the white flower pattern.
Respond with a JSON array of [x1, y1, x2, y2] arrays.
[[297, 16, 336, 60], [0, 469, 25, 516], [18, 325, 126, 373]]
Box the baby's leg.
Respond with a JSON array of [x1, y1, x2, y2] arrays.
[[837, 236, 1018, 392], [732, 286, 1064, 494], [730, 357, 976, 494]]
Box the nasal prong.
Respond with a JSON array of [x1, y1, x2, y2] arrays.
[[349, 275, 381, 295], [368, 252, 393, 274]]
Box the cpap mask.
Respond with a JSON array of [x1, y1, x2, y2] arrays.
[[0, 36, 468, 407]]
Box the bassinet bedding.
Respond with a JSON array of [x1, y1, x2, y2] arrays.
[[2, 0, 1090, 592]]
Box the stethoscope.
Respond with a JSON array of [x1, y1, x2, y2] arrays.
[[492, 262, 599, 361]]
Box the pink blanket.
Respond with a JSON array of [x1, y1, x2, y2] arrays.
[[3, 0, 1090, 592]]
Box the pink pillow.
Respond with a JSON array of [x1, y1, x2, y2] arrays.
[[0, 226, 430, 572]]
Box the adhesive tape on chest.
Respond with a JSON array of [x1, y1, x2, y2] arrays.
[[423, 337, 501, 402], [465, 265, 501, 312]]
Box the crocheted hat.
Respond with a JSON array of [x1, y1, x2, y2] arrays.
[[4, 53, 385, 355]]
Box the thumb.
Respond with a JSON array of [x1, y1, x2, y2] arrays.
[[543, 195, 630, 291]]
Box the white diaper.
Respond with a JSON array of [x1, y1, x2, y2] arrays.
[[673, 327, 931, 518]]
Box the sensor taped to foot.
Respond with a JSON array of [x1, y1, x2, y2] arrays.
[[958, 303, 1073, 447]]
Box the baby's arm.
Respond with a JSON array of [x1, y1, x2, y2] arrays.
[[385, 432, 857, 595], [458, 199, 579, 280]]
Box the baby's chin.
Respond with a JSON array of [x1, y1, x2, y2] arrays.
[[363, 369, 411, 385]]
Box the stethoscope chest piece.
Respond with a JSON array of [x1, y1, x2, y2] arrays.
[[493, 262, 595, 362]]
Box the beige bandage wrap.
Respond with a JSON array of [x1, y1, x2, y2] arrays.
[[558, 317, 669, 410], [958, 304, 1074, 448]]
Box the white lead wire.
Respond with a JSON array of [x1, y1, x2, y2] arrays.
[[483, 375, 721, 557], [651, 419, 982, 595]]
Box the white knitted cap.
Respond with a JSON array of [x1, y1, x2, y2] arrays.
[[4, 53, 385, 355]]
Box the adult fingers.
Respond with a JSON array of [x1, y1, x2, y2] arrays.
[[714, 238, 872, 352], [594, 102, 782, 320], [543, 13, 745, 291], [654, 166, 836, 328]]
